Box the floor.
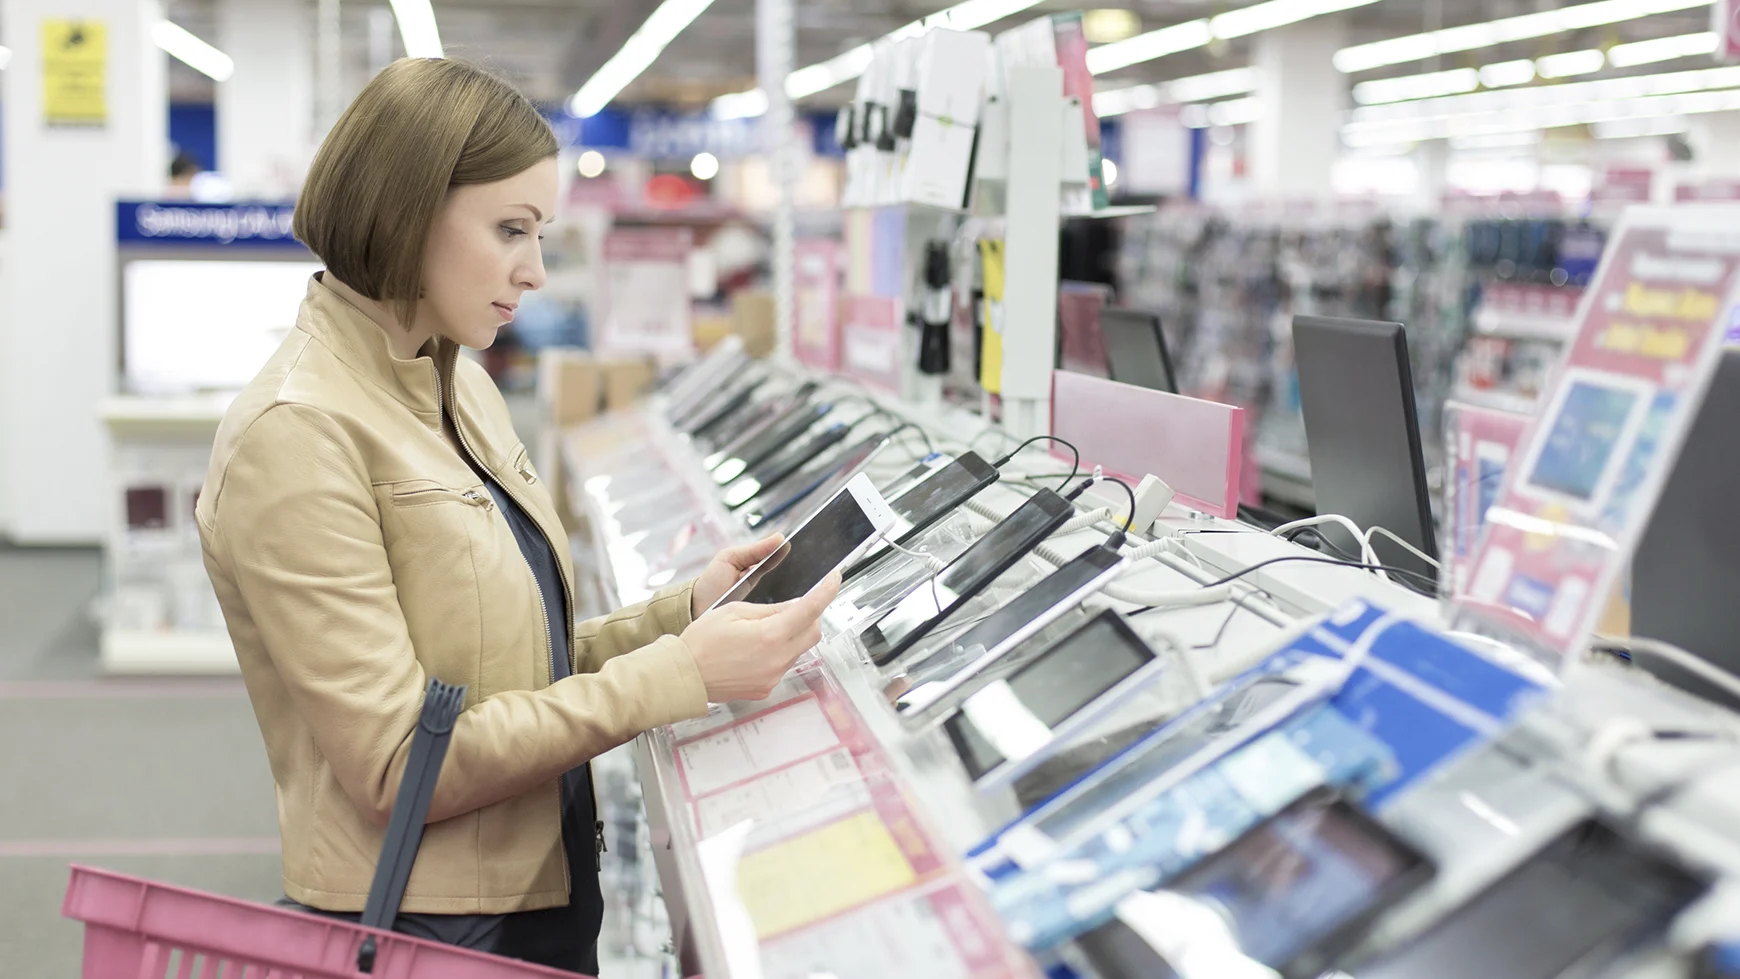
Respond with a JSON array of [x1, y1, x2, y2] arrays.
[[0, 539, 671, 979], [0, 544, 281, 979]]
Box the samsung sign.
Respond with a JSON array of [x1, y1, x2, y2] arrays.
[[117, 200, 304, 248]]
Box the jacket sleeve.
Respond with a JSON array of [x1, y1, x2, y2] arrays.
[[572, 579, 696, 675], [208, 403, 708, 826]]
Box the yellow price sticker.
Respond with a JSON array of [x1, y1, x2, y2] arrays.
[[42, 19, 107, 126]]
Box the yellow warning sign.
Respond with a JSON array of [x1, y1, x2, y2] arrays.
[[42, 20, 106, 126]]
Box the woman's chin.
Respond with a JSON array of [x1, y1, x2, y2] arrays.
[[455, 324, 504, 350]]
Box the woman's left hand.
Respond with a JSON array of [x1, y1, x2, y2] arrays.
[[692, 534, 785, 617]]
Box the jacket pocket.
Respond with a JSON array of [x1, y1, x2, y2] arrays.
[[388, 480, 494, 511]]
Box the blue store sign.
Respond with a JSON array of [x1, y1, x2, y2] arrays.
[[117, 200, 302, 247]]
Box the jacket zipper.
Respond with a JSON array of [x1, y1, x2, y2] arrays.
[[434, 351, 603, 880]]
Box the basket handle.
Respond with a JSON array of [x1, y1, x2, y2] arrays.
[[356, 677, 466, 973]]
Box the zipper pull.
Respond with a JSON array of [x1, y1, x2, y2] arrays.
[[461, 490, 494, 510], [518, 461, 539, 484]]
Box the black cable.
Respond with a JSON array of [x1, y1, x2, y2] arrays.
[[992, 435, 1081, 492], [1098, 476, 1139, 532], [882, 421, 936, 458], [1282, 526, 1365, 565]]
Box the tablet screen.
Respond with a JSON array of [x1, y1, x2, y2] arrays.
[[715, 487, 877, 607]]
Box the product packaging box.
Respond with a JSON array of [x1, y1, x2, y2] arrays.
[[732, 290, 778, 358], [601, 357, 657, 411], [900, 29, 991, 210], [537, 348, 600, 427]]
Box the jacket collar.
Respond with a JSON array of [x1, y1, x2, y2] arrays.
[[297, 274, 459, 426]]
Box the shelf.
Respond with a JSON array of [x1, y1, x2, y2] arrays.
[[101, 629, 238, 675], [1450, 386, 1538, 415], [1472, 310, 1574, 343], [1063, 204, 1159, 220]]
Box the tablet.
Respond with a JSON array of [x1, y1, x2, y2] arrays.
[[844, 451, 1001, 580], [941, 610, 1159, 787], [1338, 818, 1707, 979], [860, 488, 1077, 666], [721, 422, 852, 510], [743, 432, 891, 533], [1078, 788, 1434, 979], [894, 542, 1126, 719], [706, 472, 897, 611]]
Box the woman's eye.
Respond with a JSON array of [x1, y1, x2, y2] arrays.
[[501, 225, 528, 239]]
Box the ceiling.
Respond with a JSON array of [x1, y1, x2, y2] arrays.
[[160, 0, 1723, 111]]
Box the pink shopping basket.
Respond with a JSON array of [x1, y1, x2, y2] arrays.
[[63, 864, 588, 979]]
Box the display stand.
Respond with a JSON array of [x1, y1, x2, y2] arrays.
[[97, 395, 237, 675]]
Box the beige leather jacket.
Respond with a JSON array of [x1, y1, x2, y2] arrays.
[[197, 276, 708, 914]]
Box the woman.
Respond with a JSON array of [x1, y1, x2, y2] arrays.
[[196, 58, 838, 974]]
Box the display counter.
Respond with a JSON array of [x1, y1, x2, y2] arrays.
[[558, 364, 1740, 979]]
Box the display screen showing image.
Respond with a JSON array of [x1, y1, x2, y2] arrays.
[[945, 612, 1155, 780], [715, 488, 877, 607], [861, 491, 1073, 665], [124, 260, 324, 394], [1341, 820, 1706, 979], [1527, 380, 1641, 502], [1078, 792, 1430, 979]]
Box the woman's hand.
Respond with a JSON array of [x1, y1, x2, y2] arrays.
[[691, 534, 785, 617], [681, 573, 842, 703]]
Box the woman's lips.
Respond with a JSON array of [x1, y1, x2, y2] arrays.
[[492, 302, 515, 321]]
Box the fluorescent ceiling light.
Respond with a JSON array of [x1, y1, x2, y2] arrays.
[[1352, 63, 1740, 124], [1592, 114, 1689, 137], [1088, 0, 1380, 75], [1093, 66, 1258, 117], [1343, 85, 1740, 146], [1608, 30, 1718, 66], [1082, 8, 1141, 43], [387, 0, 443, 58], [1334, 0, 1712, 73], [569, 0, 716, 117], [1352, 67, 1478, 105], [710, 88, 769, 120], [152, 20, 234, 81], [1535, 49, 1605, 78], [1479, 59, 1536, 88]]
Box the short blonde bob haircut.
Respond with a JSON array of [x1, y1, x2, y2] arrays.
[[294, 58, 558, 326]]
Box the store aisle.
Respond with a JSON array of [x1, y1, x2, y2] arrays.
[[0, 544, 281, 978]]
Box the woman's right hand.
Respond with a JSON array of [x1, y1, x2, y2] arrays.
[[680, 572, 842, 703]]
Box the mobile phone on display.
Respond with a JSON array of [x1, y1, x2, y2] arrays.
[[705, 473, 897, 612], [710, 401, 833, 484], [860, 488, 1076, 667], [941, 610, 1160, 787], [743, 433, 890, 533], [893, 542, 1126, 718], [1077, 788, 1435, 979], [700, 382, 818, 454], [1334, 819, 1708, 979], [721, 422, 852, 510], [877, 453, 954, 500], [845, 452, 1000, 580], [681, 375, 766, 438], [663, 336, 746, 421]]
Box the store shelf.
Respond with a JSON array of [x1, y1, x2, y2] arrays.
[[101, 629, 238, 675], [1450, 386, 1538, 415], [1064, 204, 1159, 220]]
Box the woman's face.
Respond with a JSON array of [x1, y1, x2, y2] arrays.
[[415, 156, 558, 350]]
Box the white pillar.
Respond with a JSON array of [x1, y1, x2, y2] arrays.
[[756, 0, 795, 362], [1250, 15, 1346, 199], [219, 0, 314, 198], [1414, 139, 1449, 209], [1, 0, 167, 542]]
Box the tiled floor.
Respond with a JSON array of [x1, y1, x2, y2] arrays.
[[0, 541, 667, 979]]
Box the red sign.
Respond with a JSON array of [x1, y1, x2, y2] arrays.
[[839, 295, 903, 392], [1676, 179, 1740, 202], [1592, 166, 1655, 204], [1442, 402, 1531, 602], [793, 239, 841, 371], [1451, 207, 1740, 661], [598, 228, 693, 359]]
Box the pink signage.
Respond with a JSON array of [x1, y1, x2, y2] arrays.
[[794, 239, 842, 371], [840, 295, 903, 392]]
